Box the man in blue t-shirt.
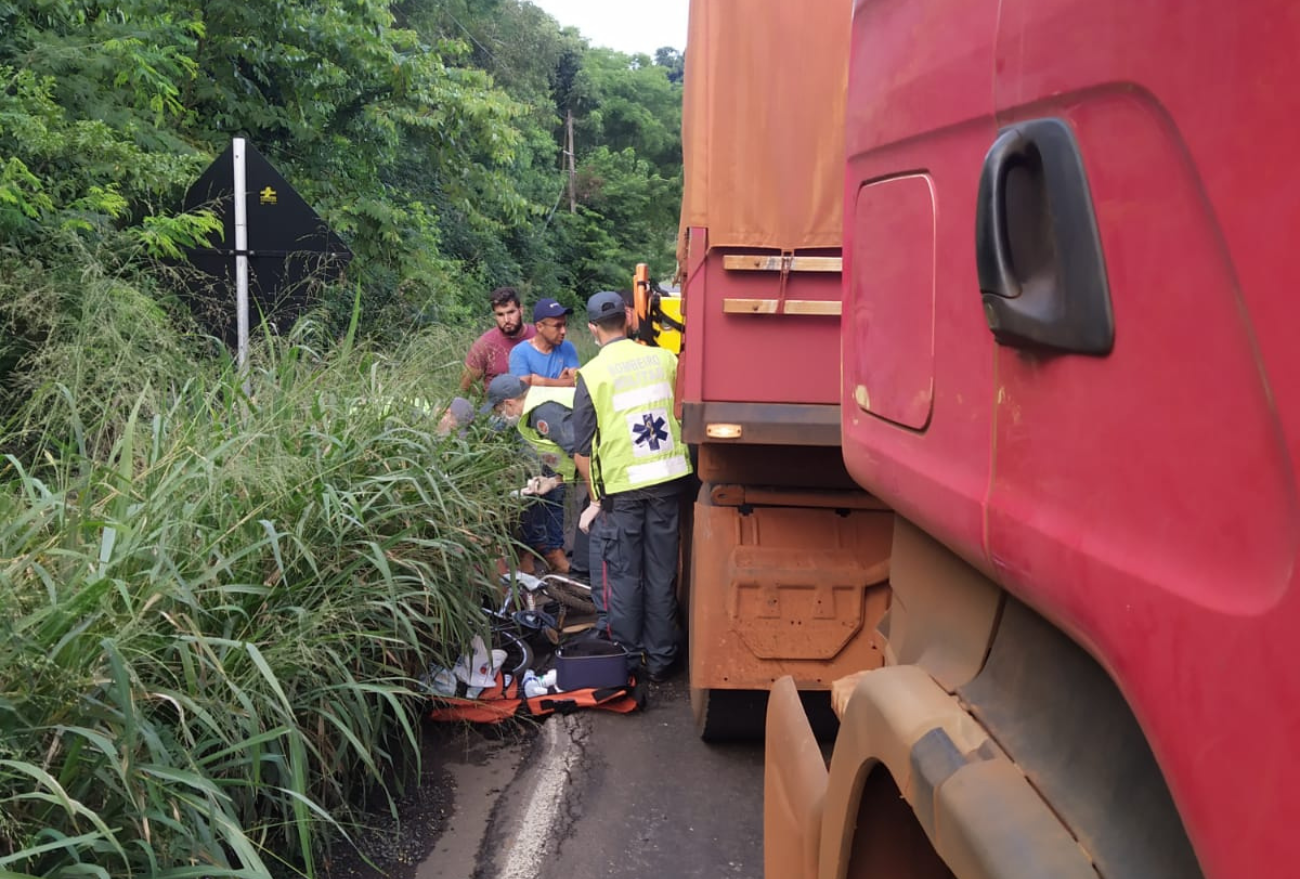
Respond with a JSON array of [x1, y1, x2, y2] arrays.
[[508, 298, 580, 388], [506, 297, 588, 579]]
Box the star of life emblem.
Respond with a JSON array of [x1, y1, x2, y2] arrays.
[[627, 408, 672, 458]]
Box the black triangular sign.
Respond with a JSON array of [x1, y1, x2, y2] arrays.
[[178, 141, 353, 346]]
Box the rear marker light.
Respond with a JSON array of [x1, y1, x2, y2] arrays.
[[706, 423, 743, 439]]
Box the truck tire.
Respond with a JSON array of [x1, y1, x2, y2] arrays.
[[691, 686, 768, 741], [799, 690, 841, 741], [692, 686, 840, 742]]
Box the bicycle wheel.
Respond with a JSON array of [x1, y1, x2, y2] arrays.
[[492, 625, 534, 678], [542, 576, 597, 614]]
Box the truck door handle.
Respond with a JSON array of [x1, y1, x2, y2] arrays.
[[975, 118, 1114, 355]]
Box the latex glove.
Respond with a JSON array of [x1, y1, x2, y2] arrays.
[[520, 475, 561, 496], [578, 502, 601, 534]]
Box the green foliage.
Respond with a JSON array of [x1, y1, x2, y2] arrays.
[[654, 47, 686, 85], [0, 155, 52, 234], [551, 147, 679, 293], [0, 246, 197, 437], [572, 48, 682, 171], [0, 64, 205, 248], [0, 0, 683, 349], [132, 209, 222, 258], [0, 318, 529, 877], [399, 0, 685, 296]]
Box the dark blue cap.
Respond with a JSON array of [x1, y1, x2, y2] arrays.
[[533, 298, 574, 322]]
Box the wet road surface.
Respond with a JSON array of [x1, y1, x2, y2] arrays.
[[330, 676, 765, 879]]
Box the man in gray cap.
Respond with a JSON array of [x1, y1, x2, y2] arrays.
[[571, 291, 691, 683], [486, 374, 581, 575], [436, 397, 475, 436]]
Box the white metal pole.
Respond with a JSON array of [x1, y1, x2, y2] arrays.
[[232, 137, 249, 381]]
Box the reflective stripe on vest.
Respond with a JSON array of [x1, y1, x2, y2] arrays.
[[580, 339, 691, 496], [517, 387, 576, 481]]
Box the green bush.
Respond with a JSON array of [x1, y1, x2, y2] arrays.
[[0, 319, 529, 877]]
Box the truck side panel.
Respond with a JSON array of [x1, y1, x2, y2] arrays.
[[984, 4, 1300, 878], [680, 233, 842, 408], [841, 0, 1300, 877], [841, 0, 1000, 569]]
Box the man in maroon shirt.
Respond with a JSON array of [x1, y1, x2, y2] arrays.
[[459, 287, 536, 396]]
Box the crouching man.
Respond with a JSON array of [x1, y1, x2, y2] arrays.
[[485, 374, 589, 578]]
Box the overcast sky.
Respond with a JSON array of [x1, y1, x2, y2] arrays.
[[527, 0, 690, 56]]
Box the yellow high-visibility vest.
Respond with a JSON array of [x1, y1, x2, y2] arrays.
[[517, 387, 576, 481], [580, 339, 690, 496]]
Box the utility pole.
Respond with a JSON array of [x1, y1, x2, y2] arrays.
[[566, 109, 576, 212]]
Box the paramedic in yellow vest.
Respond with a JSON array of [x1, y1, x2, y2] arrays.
[[487, 374, 584, 575], [572, 291, 692, 684]]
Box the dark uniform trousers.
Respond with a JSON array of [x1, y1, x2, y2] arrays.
[[588, 486, 681, 675], [569, 490, 591, 578]]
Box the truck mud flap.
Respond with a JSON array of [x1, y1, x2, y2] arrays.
[[765, 676, 827, 879], [813, 665, 1098, 879]]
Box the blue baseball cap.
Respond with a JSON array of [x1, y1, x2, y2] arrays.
[[533, 298, 574, 322]]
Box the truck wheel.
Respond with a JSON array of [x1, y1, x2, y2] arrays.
[[691, 686, 768, 741]]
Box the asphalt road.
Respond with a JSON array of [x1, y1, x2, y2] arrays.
[[531, 676, 764, 879], [334, 675, 766, 879]]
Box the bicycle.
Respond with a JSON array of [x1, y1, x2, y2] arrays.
[[506, 571, 597, 616], [422, 572, 576, 699], [481, 582, 537, 680], [448, 571, 597, 683]]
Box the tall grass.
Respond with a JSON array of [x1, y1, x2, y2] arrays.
[[0, 284, 528, 875]]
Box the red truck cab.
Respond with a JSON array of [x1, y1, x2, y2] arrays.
[[765, 1, 1300, 878]]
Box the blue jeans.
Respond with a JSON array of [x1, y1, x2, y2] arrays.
[[521, 483, 566, 552]]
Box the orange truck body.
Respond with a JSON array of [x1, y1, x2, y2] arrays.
[[675, 0, 891, 737]]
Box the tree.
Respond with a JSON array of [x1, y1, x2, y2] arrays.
[[0, 0, 686, 361], [654, 47, 686, 84], [569, 47, 682, 172]]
